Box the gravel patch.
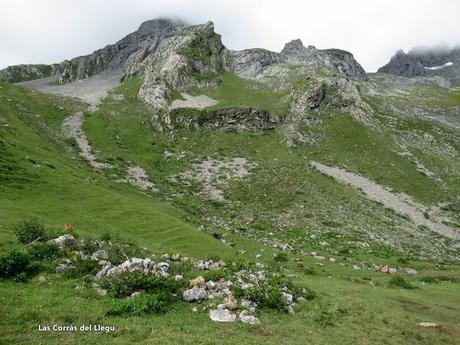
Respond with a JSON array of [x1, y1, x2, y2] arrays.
[[119, 166, 158, 192], [17, 67, 123, 110], [311, 161, 459, 240], [175, 158, 255, 202], [169, 93, 218, 110], [62, 111, 111, 170]]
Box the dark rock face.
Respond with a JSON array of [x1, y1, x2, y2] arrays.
[[378, 47, 460, 79], [200, 108, 279, 130], [156, 107, 279, 132], [281, 39, 368, 80], [280, 39, 308, 56]]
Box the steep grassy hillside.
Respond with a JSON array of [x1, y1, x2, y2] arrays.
[[1, 76, 460, 345], [0, 82, 233, 258]]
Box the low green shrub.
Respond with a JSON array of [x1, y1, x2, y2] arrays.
[[388, 276, 417, 289], [265, 290, 288, 311], [106, 242, 148, 265], [0, 248, 38, 280], [201, 268, 227, 282], [314, 302, 348, 327], [15, 218, 46, 244], [100, 232, 111, 241], [27, 242, 62, 261], [304, 266, 316, 275], [78, 240, 100, 256], [101, 271, 182, 298], [419, 275, 460, 284], [106, 292, 172, 316], [63, 258, 100, 278], [273, 253, 289, 263], [168, 261, 194, 279]]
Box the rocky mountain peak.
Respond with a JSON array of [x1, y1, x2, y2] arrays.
[[281, 39, 308, 56], [136, 18, 186, 37], [137, 21, 226, 108], [378, 46, 460, 80], [1, 17, 369, 91]]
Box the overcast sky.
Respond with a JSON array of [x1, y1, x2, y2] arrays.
[[1, 0, 459, 72]]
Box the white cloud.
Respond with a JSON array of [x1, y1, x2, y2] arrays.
[[0, 0, 459, 71]]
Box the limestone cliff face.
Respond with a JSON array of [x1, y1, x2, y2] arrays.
[[137, 22, 227, 107], [281, 39, 368, 81], [57, 19, 186, 84], [0, 19, 185, 84]]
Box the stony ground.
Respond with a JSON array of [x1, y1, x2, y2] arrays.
[[311, 161, 459, 240], [17, 67, 124, 109]]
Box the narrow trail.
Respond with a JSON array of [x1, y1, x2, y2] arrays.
[[19, 70, 157, 192], [61, 111, 112, 170], [311, 161, 459, 240]]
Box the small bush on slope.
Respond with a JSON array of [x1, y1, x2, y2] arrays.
[[106, 292, 172, 316], [0, 248, 38, 280], [15, 218, 46, 244], [27, 242, 62, 261], [388, 275, 418, 289], [100, 270, 184, 298]]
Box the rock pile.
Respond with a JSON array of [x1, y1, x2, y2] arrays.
[[94, 258, 170, 281], [46, 236, 308, 325]]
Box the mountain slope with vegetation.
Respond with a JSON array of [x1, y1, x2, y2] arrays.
[[1, 18, 459, 345]]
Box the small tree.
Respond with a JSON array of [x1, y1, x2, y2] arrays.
[[15, 218, 46, 244]]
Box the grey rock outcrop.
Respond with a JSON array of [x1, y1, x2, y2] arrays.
[[281, 39, 368, 80], [289, 81, 326, 118], [2, 17, 372, 119], [152, 107, 279, 134], [378, 47, 460, 80], [183, 286, 208, 302], [93, 257, 169, 281], [404, 268, 418, 276], [58, 18, 186, 84], [137, 21, 226, 107], [323, 76, 373, 124], [91, 250, 108, 261], [226, 48, 282, 78], [281, 39, 308, 56], [48, 235, 77, 249], [0, 19, 185, 84], [239, 310, 261, 325]]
